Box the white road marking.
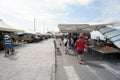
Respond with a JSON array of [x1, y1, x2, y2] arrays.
[[82, 65, 104, 80], [85, 65, 96, 73], [100, 64, 120, 77], [64, 66, 81, 80]]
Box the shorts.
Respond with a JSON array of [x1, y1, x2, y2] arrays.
[[5, 44, 13, 50], [77, 50, 84, 55]]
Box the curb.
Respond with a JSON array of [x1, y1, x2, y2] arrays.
[[51, 39, 57, 80], [51, 64, 56, 80]]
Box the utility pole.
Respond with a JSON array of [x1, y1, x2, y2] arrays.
[[47, 27, 48, 32], [43, 20, 45, 33], [34, 18, 36, 32]]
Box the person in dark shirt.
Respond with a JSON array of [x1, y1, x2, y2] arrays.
[[73, 35, 78, 45]]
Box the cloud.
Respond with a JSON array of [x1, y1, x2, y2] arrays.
[[0, 0, 95, 20], [30, 0, 95, 10], [0, 0, 95, 32], [76, 0, 95, 6], [0, 0, 95, 13], [95, 0, 120, 22], [0, 0, 72, 20]]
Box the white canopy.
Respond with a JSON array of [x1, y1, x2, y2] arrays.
[[24, 30, 36, 34], [58, 24, 92, 33], [58, 22, 120, 33], [0, 20, 24, 33]]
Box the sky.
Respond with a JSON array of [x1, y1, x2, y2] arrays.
[[0, 0, 120, 33]]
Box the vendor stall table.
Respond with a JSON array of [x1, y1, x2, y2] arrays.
[[89, 46, 120, 60]]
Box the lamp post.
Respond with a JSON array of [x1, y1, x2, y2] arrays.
[[43, 20, 45, 33], [34, 18, 36, 32]]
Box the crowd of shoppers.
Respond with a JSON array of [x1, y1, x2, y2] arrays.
[[61, 33, 88, 64]]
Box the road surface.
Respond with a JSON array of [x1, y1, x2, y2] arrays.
[[0, 39, 55, 80], [55, 39, 120, 80]]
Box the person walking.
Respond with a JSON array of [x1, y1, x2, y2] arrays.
[[73, 35, 78, 45], [4, 33, 13, 57], [63, 36, 70, 54], [11, 34, 15, 52], [74, 34, 86, 64], [70, 37, 74, 48]]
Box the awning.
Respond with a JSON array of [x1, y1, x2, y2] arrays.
[[0, 20, 25, 33], [89, 22, 120, 30], [90, 22, 120, 48], [58, 24, 92, 33]]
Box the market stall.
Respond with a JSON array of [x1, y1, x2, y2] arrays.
[[89, 23, 120, 59], [58, 23, 120, 59], [0, 20, 25, 50], [89, 46, 120, 60], [0, 20, 24, 33]]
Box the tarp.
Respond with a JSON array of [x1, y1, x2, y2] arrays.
[[0, 20, 24, 33], [90, 22, 120, 30], [58, 24, 92, 33], [90, 23, 120, 48]]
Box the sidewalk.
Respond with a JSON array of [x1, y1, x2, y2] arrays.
[[0, 39, 55, 80]]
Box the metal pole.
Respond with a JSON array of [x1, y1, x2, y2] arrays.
[[34, 18, 36, 32], [43, 20, 45, 33], [47, 28, 48, 32]]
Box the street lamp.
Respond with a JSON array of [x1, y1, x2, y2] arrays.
[[34, 18, 36, 32]]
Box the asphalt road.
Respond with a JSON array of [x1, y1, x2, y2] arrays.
[[0, 39, 55, 80], [55, 39, 120, 80]]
